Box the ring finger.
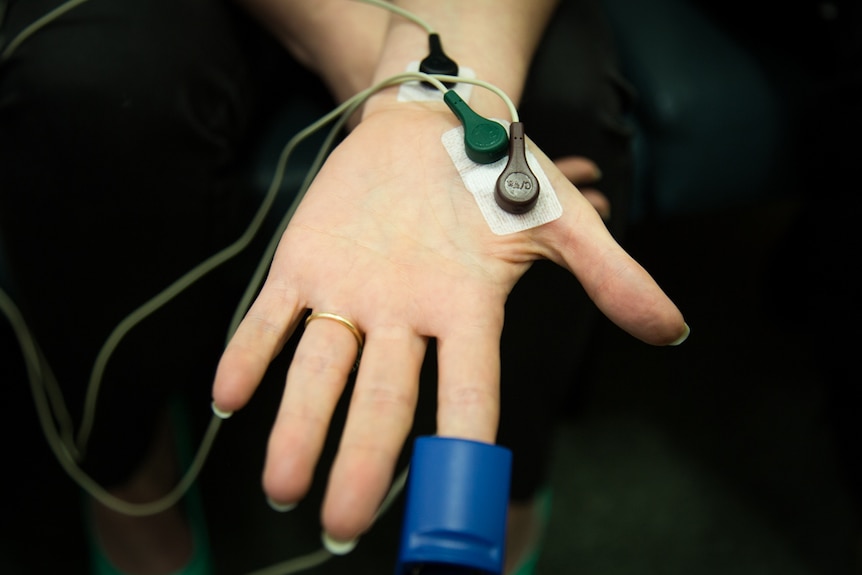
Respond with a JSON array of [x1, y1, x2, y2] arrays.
[[262, 309, 364, 506]]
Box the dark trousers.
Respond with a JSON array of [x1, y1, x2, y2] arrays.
[[0, 0, 263, 485]]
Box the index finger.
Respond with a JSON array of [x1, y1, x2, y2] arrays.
[[212, 282, 305, 413]]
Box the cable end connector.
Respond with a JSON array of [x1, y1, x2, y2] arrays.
[[443, 91, 508, 165], [419, 33, 458, 88], [495, 122, 540, 214]]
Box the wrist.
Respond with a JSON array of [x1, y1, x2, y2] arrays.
[[361, 79, 517, 122], [359, 84, 517, 155], [360, 92, 456, 133], [367, 17, 521, 122]]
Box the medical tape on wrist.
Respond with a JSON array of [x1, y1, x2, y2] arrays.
[[398, 61, 475, 103], [442, 121, 562, 235]]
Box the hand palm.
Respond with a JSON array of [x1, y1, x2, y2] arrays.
[[280, 108, 534, 335]]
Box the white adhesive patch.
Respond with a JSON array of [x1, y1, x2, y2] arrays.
[[442, 122, 562, 235], [398, 61, 475, 103]]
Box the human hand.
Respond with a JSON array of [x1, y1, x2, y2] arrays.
[[212, 103, 686, 547]]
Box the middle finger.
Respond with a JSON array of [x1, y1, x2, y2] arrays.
[[321, 323, 427, 543]]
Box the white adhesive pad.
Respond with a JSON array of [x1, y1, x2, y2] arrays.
[[398, 61, 475, 103], [442, 122, 562, 235]]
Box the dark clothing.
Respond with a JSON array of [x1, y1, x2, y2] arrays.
[[0, 0, 263, 485]]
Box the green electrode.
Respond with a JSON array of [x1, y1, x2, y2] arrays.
[[443, 90, 508, 165]]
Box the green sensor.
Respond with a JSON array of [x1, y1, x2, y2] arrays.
[[443, 91, 508, 164]]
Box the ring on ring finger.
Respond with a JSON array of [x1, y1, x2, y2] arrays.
[[304, 311, 364, 372]]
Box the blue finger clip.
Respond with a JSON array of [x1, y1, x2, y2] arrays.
[[395, 435, 513, 575]]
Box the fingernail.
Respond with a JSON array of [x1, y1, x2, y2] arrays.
[[669, 323, 691, 346], [266, 496, 297, 513], [321, 531, 358, 555], [211, 401, 233, 419]]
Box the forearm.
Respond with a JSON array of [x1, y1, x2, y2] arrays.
[[365, 0, 560, 119], [234, 0, 389, 104]]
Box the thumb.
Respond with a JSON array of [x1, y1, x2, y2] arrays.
[[535, 161, 688, 346]]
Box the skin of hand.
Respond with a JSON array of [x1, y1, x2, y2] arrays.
[[211, 99, 687, 544]]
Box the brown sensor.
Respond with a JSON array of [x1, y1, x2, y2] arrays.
[[494, 122, 539, 214]]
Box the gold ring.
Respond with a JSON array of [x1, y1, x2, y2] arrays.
[[305, 311, 364, 370]]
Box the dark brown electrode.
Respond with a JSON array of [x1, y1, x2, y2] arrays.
[[494, 122, 539, 214]]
